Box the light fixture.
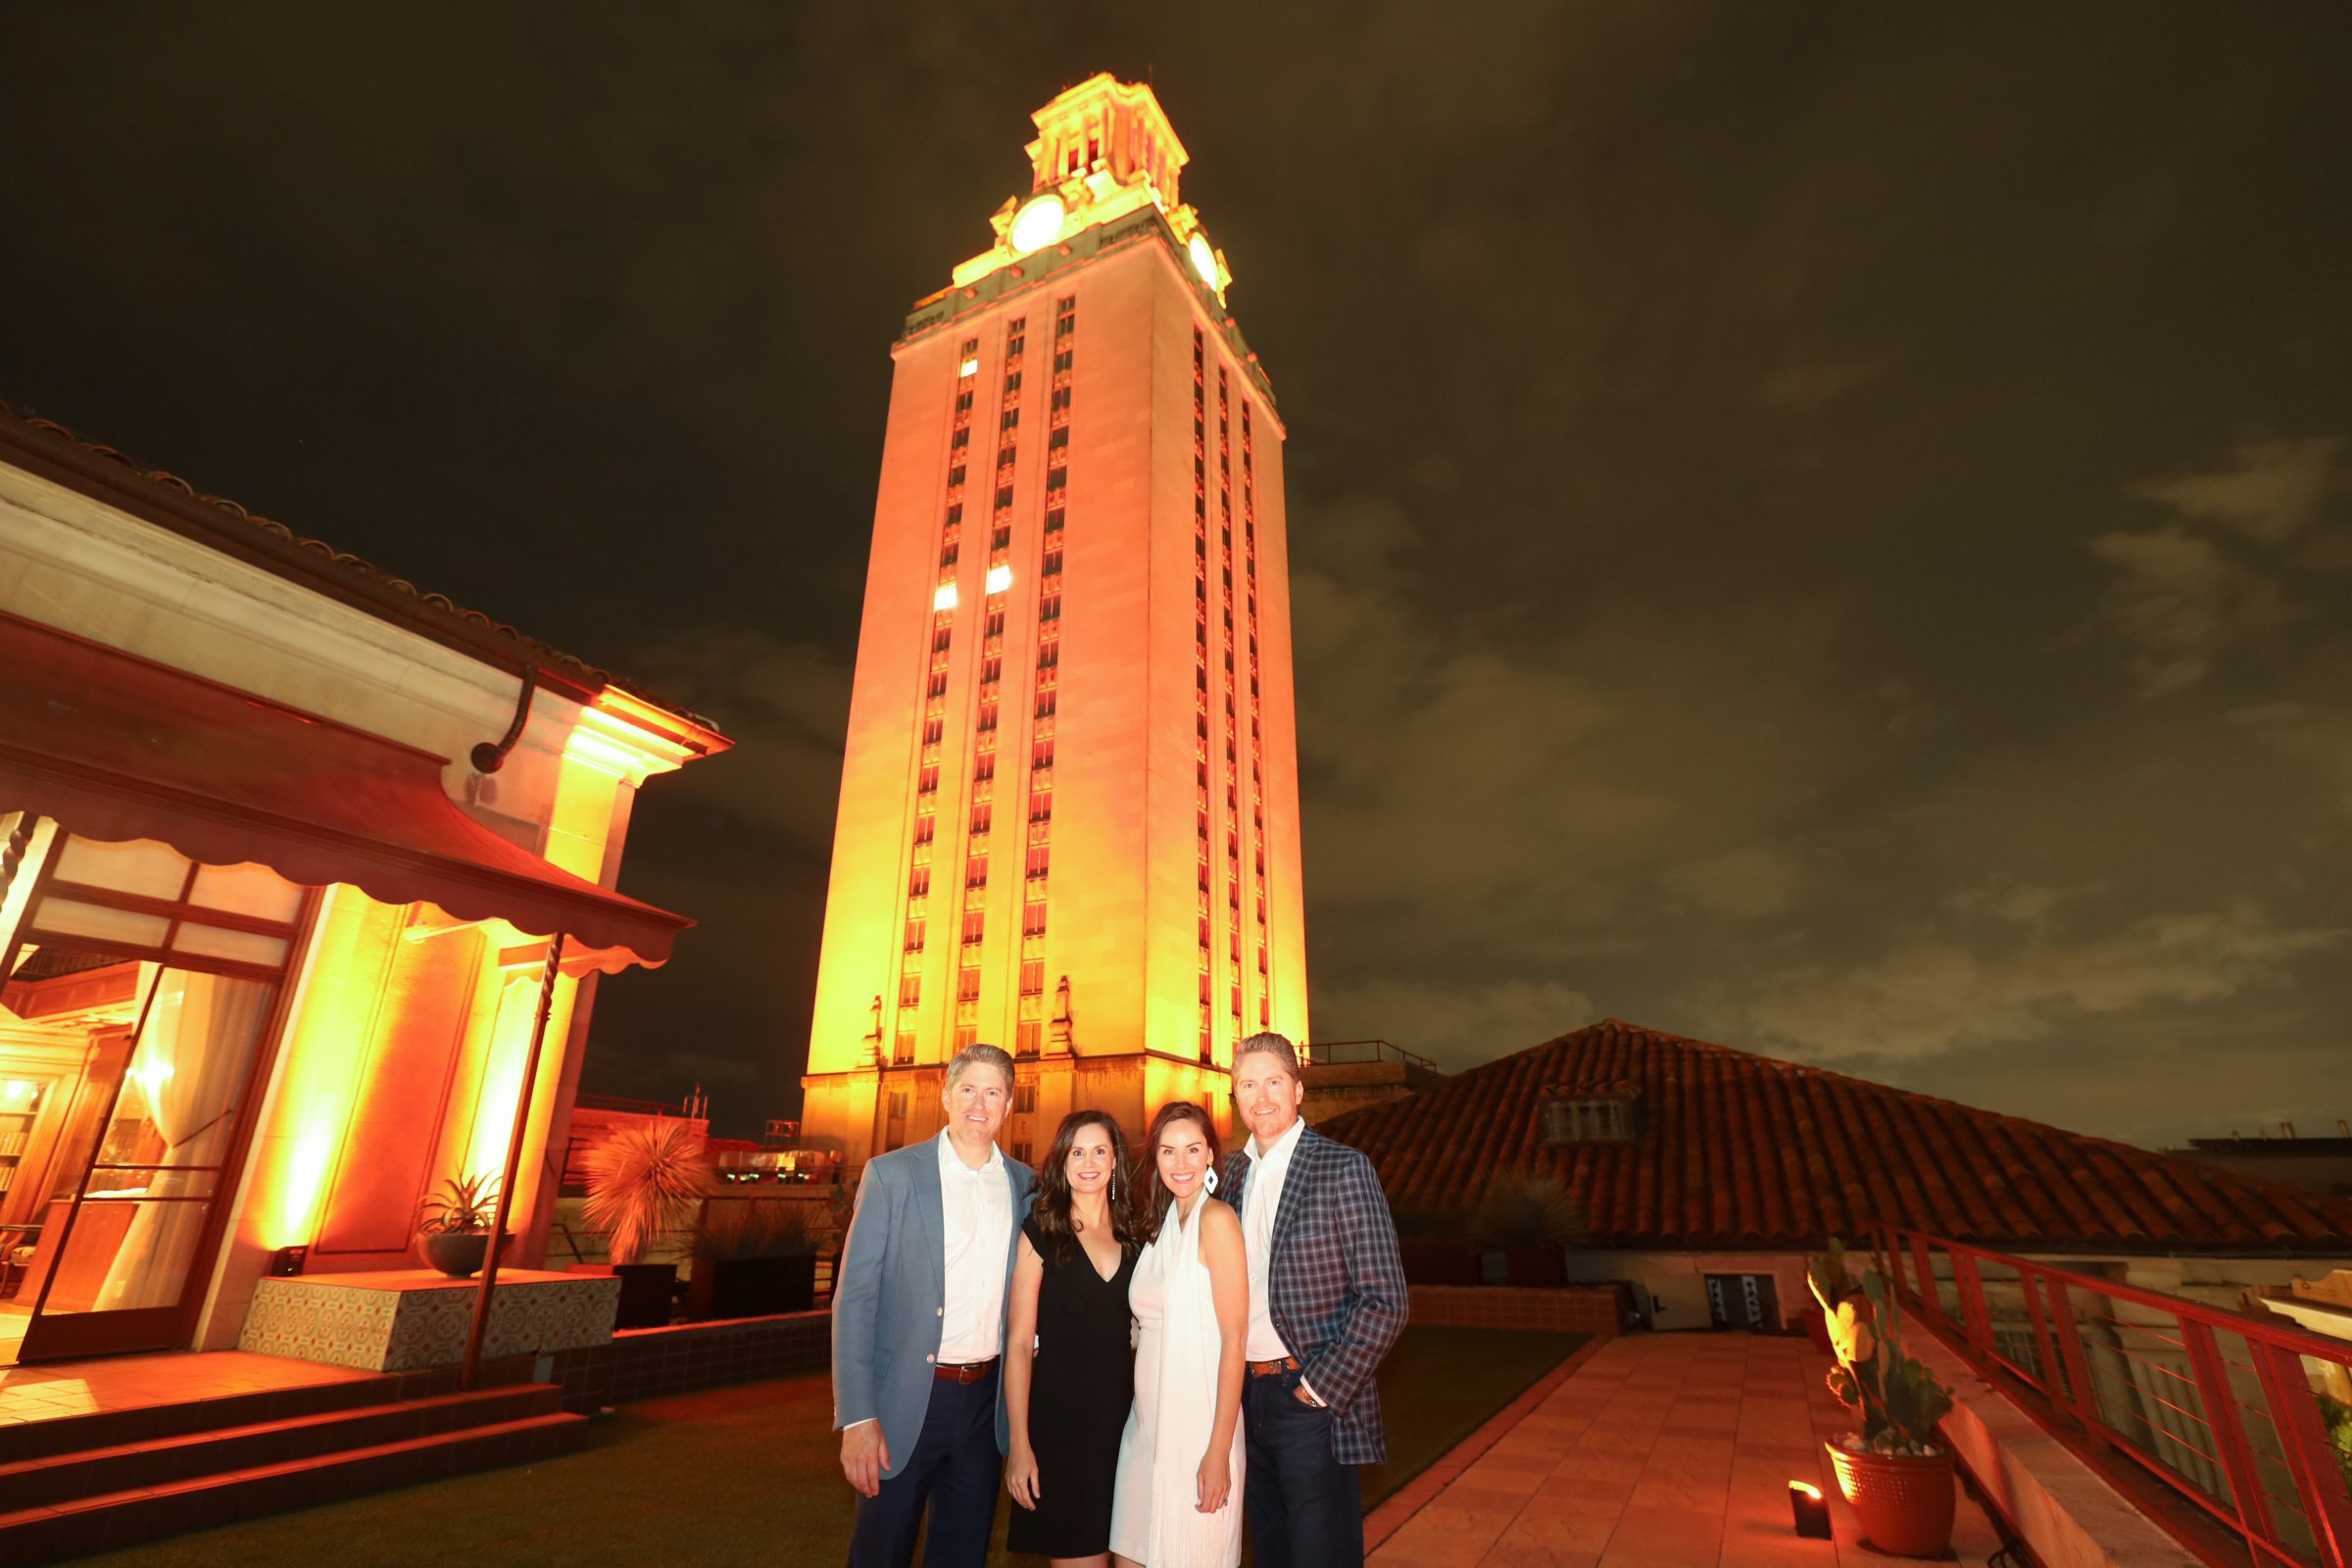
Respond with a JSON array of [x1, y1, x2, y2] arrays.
[[270, 1245, 309, 1278], [1788, 1480, 1831, 1539], [1008, 193, 1066, 254], [985, 564, 1013, 594], [934, 582, 958, 612], [960, 358, 980, 377], [1188, 231, 1218, 287]]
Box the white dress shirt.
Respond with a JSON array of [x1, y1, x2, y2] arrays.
[[937, 1131, 1014, 1363], [1242, 1114, 1306, 1362]]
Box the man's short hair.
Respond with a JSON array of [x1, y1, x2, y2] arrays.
[[1234, 1031, 1302, 1080], [945, 1042, 1016, 1091]]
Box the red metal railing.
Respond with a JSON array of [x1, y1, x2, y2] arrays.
[[1877, 1226, 2352, 1568]]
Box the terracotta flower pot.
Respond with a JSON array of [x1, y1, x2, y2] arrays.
[[1826, 1441, 1955, 1558]]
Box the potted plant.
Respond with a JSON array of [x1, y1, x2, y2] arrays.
[[416, 1172, 506, 1278], [1472, 1170, 1586, 1288], [1801, 1236, 1861, 1353], [1392, 1201, 1481, 1286], [689, 1200, 819, 1320], [1814, 1261, 1959, 1557], [581, 1119, 710, 1329]]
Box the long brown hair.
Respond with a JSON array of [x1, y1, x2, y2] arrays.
[[1029, 1109, 1139, 1263], [1139, 1100, 1223, 1243]]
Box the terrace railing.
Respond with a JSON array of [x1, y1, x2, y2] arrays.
[[1878, 1225, 2352, 1568], [1303, 1038, 1439, 1071]]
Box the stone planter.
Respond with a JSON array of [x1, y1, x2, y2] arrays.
[[612, 1262, 678, 1329], [1826, 1441, 1955, 1558], [688, 1254, 816, 1321], [1398, 1241, 1481, 1286], [1502, 1244, 1568, 1289]]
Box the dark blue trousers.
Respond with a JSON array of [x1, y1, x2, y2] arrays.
[[1243, 1375, 1364, 1568], [846, 1369, 1001, 1568]]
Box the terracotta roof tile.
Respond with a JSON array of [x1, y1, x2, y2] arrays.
[[1322, 1019, 2352, 1252], [0, 398, 721, 735]]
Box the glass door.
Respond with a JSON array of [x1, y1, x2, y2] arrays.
[[3, 831, 309, 1363], [19, 968, 278, 1359]]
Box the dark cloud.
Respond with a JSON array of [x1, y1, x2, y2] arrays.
[[7, 4, 2351, 1143]]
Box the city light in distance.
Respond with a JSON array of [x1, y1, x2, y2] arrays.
[[985, 564, 1013, 594], [934, 583, 958, 611]]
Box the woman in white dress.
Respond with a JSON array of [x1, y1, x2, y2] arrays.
[[1107, 1101, 1248, 1568]]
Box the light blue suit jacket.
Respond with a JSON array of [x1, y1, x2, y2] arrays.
[[830, 1136, 1036, 1477]]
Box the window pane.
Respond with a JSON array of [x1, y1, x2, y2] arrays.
[[187, 861, 305, 922], [38, 1193, 221, 1313], [32, 898, 171, 948], [52, 837, 190, 898], [171, 924, 288, 967]]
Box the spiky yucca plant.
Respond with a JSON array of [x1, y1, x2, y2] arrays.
[[1471, 1170, 1588, 1252], [582, 1120, 710, 1265]]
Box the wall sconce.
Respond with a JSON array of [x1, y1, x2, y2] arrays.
[[270, 1245, 309, 1278], [1788, 1480, 1832, 1539]]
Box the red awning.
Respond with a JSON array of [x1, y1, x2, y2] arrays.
[[0, 611, 690, 967]]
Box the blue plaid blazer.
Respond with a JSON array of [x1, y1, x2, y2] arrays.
[[1221, 1124, 1408, 1465]]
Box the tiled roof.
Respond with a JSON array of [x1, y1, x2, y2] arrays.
[[1321, 1019, 2352, 1252], [0, 397, 720, 735]]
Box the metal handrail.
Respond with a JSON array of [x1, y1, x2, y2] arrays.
[[1304, 1038, 1439, 1071], [1877, 1225, 2352, 1568]]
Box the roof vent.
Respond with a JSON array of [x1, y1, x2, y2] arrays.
[[1539, 1083, 1642, 1147]]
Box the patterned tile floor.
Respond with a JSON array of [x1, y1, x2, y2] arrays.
[[1368, 1333, 2006, 1568], [0, 1348, 369, 1428]]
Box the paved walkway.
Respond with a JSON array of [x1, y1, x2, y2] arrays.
[[1369, 1332, 2005, 1567]]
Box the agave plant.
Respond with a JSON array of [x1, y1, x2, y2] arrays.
[[582, 1120, 711, 1265], [417, 1172, 500, 1235], [1471, 1170, 1587, 1252]]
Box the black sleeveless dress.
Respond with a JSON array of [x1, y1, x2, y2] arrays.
[[1006, 1214, 1138, 1557]]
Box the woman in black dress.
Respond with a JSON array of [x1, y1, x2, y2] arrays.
[[1005, 1109, 1140, 1565]]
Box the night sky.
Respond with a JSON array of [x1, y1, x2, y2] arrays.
[[9, 6, 2351, 1149]]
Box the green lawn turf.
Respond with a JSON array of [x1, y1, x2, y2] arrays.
[[76, 1327, 1583, 1568]]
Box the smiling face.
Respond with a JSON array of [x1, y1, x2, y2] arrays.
[[1233, 1051, 1306, 1150], [1064, 1120, 1117, 1201], [1154, 1112, 1215, 1206], [940, 1061, 1011, 1150]]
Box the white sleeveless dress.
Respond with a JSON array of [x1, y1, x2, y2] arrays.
[[1107, 1197, 1245, 1567]]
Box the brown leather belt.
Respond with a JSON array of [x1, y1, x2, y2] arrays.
[[934, 1357, 999, 1384], [1247, 1356, 1300, 1379]]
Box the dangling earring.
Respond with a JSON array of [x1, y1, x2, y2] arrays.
[[1202, 1167, 1220, 1196]]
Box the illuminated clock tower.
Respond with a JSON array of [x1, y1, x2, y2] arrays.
[[800, 74, 1308, 1164]]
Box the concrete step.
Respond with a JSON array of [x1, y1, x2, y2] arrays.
[[0, 1403, 588, 1564], [0, 1384, 563, 1509]]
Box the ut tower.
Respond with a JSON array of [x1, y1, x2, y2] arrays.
[[800, 75, 1308, 1164]]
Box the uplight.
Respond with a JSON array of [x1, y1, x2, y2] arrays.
[[1188, 231, 1218, 287], [1008, 194, 1066, 254], [985, 564, 1013, 594], [933, 583, 958, 611]]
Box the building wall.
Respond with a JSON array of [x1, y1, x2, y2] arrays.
[[2, 452, 699, 1355], [805, 219, 1305, 1164]]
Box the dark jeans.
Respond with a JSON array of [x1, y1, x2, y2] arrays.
[[846, 1369, 1002, 1568], [1243, 1374, 1363, 1568]]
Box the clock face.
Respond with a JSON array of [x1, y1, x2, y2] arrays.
[[1009, 194, 1066, 253], [1188, 231, 1218, 287]]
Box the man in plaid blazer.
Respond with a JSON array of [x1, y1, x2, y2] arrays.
[[1220, 1032, 1408, 1568]]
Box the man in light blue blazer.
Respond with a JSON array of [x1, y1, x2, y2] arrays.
[[833, 1043, 1035, 1568]]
